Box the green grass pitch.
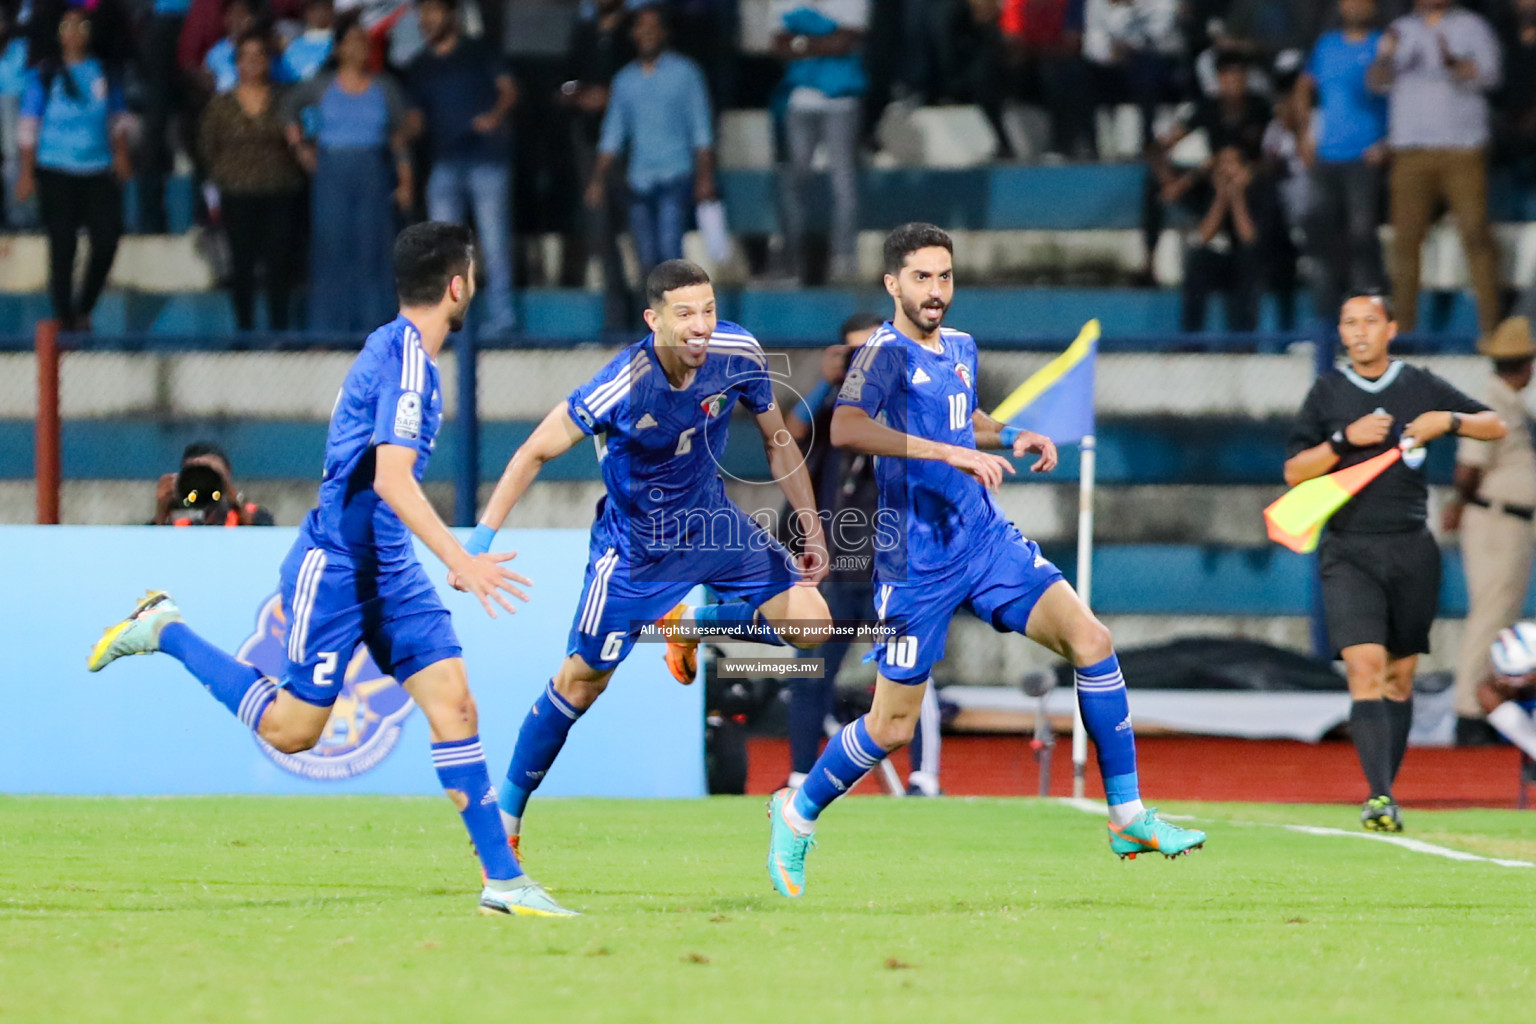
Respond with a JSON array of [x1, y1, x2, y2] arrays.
[[2, 796, 1533, 1023]]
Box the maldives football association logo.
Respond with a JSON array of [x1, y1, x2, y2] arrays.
[[236, 593, 415, 781]]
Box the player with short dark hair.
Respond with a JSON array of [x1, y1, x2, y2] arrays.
[[764, 224, 1208, 898], [88, 222, 577, 917], [1284, 290, 1506, 831], [466, 258, 833, 851]]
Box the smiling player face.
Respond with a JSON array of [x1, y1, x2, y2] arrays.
[[645, 282, 717, 370], [1338, 296, 1396, 372], [886, 246, 953, 341]]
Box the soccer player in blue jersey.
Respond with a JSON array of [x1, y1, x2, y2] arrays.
[[765, 223, 1208, 897], [464, 259, 833, 849], [87, 223, 576, 918]]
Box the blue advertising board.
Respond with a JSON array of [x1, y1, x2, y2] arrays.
[[0, 527, 704, 796]]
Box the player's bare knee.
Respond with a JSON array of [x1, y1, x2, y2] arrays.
[[553, 661, 610, 710], [421, 689, 477, 734], [1067, 617, 1114, 667], [865, 713, 913, 751], [261, 718, 322, 755], [787, 618, 834, 649]]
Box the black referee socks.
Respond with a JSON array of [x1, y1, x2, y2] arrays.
[[1385, 696, 1414, 785], [1350, 700, 1395, 799]]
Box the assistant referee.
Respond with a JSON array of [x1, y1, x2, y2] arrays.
[[1284, 292, 1506, 832]]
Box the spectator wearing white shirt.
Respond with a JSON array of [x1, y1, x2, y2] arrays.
[[1082, 0, 1183, 149], [1370, 0, 1503, 334]]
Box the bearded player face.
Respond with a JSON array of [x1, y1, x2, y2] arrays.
[[447, 258, 476, 332], [886, 246, 954, 338]]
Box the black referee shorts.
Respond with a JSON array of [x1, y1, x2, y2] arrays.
[[1319, 528, 1441, 659]]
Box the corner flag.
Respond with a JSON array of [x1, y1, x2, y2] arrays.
[[1264, 447, 1403, 553], [991, 320, 1098, 443]]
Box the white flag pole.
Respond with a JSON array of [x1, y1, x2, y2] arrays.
[[1072, 434, 1095, 799]]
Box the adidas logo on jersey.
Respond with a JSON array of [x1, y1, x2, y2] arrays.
[[1033, 552, 1048, 568], [636, 413, 659, 429], [911, 367, 931, 385]]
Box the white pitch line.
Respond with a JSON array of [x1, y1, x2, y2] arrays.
[[1056, 798, 1535, 869]]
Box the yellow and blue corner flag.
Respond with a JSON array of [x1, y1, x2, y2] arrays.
[[990, 320, 1098, 444]]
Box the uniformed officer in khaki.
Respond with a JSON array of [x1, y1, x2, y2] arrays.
[[1446, 317, 1536, 741]]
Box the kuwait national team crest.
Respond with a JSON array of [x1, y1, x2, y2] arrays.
[[701, 392, 728, 418], [955, 362, 972, 390], [237, 593, 415, 781]]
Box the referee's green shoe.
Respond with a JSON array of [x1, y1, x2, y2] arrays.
[[1107, 809, 1207, 859], [88, 591, 182, 672]]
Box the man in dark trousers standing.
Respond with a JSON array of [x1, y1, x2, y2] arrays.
[[1284, 292, 1506, 832]]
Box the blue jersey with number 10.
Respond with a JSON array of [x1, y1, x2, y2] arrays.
[[835, 322, 1007, 578], [567, 323, 775, 557], [299, 315, 443, 569]]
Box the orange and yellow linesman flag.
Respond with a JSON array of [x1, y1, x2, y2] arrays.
[[991, 319, 1099, 443], [1264, 447, 1402, 553]]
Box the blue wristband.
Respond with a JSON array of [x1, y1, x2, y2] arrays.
[[466, 524, 496, 556], [999, 426, 1021, 448]]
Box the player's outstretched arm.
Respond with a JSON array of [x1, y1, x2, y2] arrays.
[[755, 403, 829, 584], [831, 405, 1015, 490], [970, 410, 1058, 472], [476, 403, 587, 534], [374, 443, 531, 619]]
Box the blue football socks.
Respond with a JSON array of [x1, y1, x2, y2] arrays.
[[159, 621, 277, 732], [498, 680, 583, 824], [432, 736, 521, 883], [689, 601, 787, 645], [792, 715, 887, 822], [1075, 653, 1144, 820]]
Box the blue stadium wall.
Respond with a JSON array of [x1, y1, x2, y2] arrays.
[[0, 527, 703, 796]]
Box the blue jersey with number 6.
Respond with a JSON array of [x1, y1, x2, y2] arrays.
[[568, 322, 776, 558]]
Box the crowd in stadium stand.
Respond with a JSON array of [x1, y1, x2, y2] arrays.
[[1, 0, 1535, 334]]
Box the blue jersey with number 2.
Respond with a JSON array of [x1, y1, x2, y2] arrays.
[[299, 315, 444, 569]]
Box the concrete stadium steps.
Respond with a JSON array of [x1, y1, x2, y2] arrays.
[[0, 284, 1496, 340], [0, 349, 1497, 421], [0, 414, 1465, 486]]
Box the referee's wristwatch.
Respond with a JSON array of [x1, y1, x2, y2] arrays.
[[1328, 429, 1353, 454], [1447, 412, 1463, 436]]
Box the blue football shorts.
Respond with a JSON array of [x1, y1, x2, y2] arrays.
[[567, 511, 799, 671], [277, 541, 461, 706], [872, 523, 1064, 684]]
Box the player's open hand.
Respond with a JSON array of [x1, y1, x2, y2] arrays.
[[1344, 411, 1393, 448], [945, 446, 1015, 490], [1011, 430, 1058, 473], [450, 551, 533, 619]]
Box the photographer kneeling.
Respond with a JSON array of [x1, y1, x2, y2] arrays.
[[151, 443, 274, 527]]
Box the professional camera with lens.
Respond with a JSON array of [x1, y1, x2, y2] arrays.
[[174, 463, 235, 525]]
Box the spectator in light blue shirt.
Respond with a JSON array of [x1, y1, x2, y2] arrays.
[[1299, 0, 1389, 324], [585, 6, 715, 274], [280, 0, 333, 81], [284, 10, 414, 332], [205, 0, 288, 93], [0, 3, 35, 228], [17, 5, 132, 330]]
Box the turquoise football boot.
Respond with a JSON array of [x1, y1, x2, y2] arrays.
[[478, 879, 581, 917], [88, 591, 182, 672], [1107, 808, 1207, 859], [766, 788, 816, 897]]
